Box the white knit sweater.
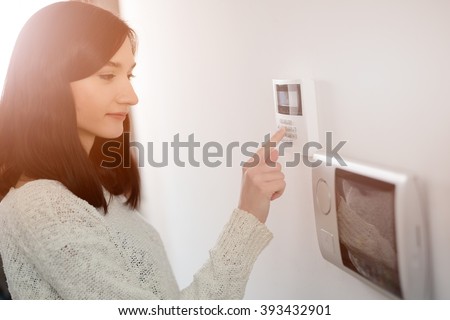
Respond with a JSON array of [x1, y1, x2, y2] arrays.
[[0, 180, 273, 300]]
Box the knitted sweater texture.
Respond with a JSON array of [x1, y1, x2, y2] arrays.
[[0, 180, 273, 299]]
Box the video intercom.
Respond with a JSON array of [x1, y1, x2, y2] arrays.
[[312, 153, 430, 299]]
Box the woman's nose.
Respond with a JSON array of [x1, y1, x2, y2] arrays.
[[117, 80, 139, 106]]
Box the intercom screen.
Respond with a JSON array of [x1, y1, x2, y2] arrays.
[[335, 168, 402, 298], [276, 84, 302, 116]]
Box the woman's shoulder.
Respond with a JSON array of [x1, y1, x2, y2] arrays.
[[0, 179, 98, 220], [3, 179, 72, 202], [13, 178, 65, 190]]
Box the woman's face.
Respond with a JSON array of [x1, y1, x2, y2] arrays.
[[70, 38, 138, 152]]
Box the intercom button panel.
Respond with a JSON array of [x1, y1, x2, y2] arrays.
[[311, 153, 430, 299], [273, 79, 318, 152]]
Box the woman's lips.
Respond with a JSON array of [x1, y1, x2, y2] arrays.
[[106, 112, 127, 120]]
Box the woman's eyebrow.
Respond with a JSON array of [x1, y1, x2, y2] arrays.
[[105, 61, 136, 70]]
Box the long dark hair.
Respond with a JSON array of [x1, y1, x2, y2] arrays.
[[0, 1, 140, 212]]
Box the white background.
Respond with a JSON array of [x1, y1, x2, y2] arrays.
[[0, 0, 56, 90]]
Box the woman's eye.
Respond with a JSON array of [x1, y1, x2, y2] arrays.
[[99, 74, 116, 81]]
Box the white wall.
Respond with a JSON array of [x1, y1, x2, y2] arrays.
[[121, 0, 450, 299]]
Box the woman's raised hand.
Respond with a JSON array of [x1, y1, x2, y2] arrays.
[[238, 127, 286, 223]]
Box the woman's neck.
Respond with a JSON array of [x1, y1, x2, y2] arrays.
[[15, 175, 34, 189], [78, 129, 95, 154]]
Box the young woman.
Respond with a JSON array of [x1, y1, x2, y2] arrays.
[[0, 1, 285, 299]]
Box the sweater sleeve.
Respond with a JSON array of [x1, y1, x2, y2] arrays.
[[6, 184, 160, 300], [180, 208, 273, 299]]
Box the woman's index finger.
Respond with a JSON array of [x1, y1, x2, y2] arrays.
[[257, 127, 286, 164]]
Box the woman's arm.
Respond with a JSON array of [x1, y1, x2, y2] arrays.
[[180, 208, 272, 299], [180, 128, 285, 299]]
